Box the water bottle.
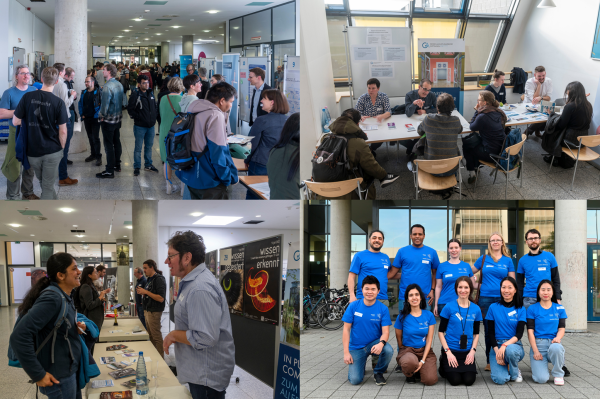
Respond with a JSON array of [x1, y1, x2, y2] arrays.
[[321, 109, 330, 133], [136, 351, 149, 396], [324, 106, 332, 125]]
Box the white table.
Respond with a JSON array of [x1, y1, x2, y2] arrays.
[[87, 340, 190, 398], [502, 102, 554, 127], [98, 318, 149, 342]]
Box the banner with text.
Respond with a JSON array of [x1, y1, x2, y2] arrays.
[[219, 245, 245, 316], [274, 343, 299, 399]]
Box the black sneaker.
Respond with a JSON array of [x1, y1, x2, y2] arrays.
[[67, 160, 73, 165], [373, 373, 386, 386], [85, 155, 96, 162], [380, 174, 399, 189], [96, 171, 114, 179], [134, 168, 140, 176], [394, 364, 402, 373], [145, 165, 159, 173], [114, 166, 121, 172], [406, 376, 417, 384], [562, 365, 570, 377], [95, 157, 102, 166]]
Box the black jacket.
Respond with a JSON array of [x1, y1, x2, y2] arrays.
[[65, 79, 78, 120], [77, 283, 104, 333], [127, 89, 157, 128], [510, 67, 528, 94], [196, 80, 211, 100], [469, 110, 506, 156], [542, 113, 569, 157], [135, 276, 147, 307], [249, 83, 272, 126], [143, 273, 166, 312], [484, 83, 507, 105]]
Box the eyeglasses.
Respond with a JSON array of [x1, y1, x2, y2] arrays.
[[18, 72, 31, 76], [166, 252, 180, 260], [421, 87, 431, 92], [489, 239, 503, 243], [526, 237, 541, 241]]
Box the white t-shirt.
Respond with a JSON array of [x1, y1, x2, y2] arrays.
[[524, 77, 553, 103]]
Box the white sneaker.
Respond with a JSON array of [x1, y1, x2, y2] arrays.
[[554, 377, 564, 386], [180, 183, 185, 196], [514, 369, 523, 382], [407, 161, 413, 172], [170, 183, 180, 195]]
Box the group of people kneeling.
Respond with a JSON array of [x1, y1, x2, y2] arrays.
[[343, 274, 568, 387]]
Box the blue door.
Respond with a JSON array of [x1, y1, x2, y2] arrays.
[[587, 245, 600, 321]]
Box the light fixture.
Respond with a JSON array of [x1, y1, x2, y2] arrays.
[[145, 38, 149, 40], [73, 225, 78, 227], [30, 234, 35, 236], [190, 212, 203, 217], [193, 216, 243, 226], [206, 10, 219, 14], [537, 0, 556, 7], [125, 225, 133, 229], [123, 30, 130, 32], [75, 234, 85, 238], [203, 30, 210, 32], [123, 235, 128, 238], [156, 33, 162, 35], [129, 26, 133, 27], [172, 26, 181, 28], [8, 223, 21, 227], [233, 27, 239, 30], [145, 9, 150, 12], [255, 215, 261, 218], [59, 208, 74, 213]]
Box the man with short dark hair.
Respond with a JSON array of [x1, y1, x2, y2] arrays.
[[95, 264, 107, 290], [97, 63, 124, 179], [198, 67, 211, 100], [248, 67, 271, 126], [163, 231, 235, 399], [524, 66, 552, 137], [133, 267, 147, 329], [175, 82, 239, 199], [348, 230, 391, 305], [342, 275, 393, 386], [127, 74, 158, 176], [79, 76, 103, 166], [53, 64, 78, 187]]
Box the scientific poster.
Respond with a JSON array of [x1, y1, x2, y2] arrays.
[[369, 62, 394, 78], [352, 46, 378, 62], [205, 249, 218, 278], [383, 46, 406, 62], [367, 28, 392, 45], [219, 245, 245, 315], [283, 56, 300, 115], [243, 236, 282, 325]]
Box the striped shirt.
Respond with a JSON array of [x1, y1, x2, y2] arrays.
[[417, 114, 462, 177], [355, 92, 391, 117], [174, 263, 235, 391]]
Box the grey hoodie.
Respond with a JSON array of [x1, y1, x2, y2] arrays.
[[180, 93, 199, 113]]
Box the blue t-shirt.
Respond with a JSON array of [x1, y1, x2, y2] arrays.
[[474, 255, 514, 297], [517, 251, 558, 298], [440, 300, 483, 351], [394, 310, 436, 349], [342, 299, 392, 350], [349, 250, 391, 300], [485, 302, 527, 340], [436, 261, 474, 305], [526, 302, 567, 340], [393, 245, 440, 299], [0, 85, 38, 127]]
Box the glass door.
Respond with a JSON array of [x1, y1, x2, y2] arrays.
[[588, 245, 600, 321]]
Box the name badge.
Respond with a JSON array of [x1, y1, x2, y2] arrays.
[[538, 267, 546, 271], [384, 265, 389, 269], [486, 265, 494, 268], [354, 312, 363, 317], [422, 260, 429, 264], [377, 107, 383, 111], [508, 310, 517, 316], [500, 92, 504, 95], [557, 306, 564, 310], [445, 274, 453, 278], [455, 312, 463, 321]]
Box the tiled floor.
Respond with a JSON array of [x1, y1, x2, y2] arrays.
[[300, 322, 600, 399], [373, 134, 600, 200], [0, 91, 248, 200], [0, 306, 272, 399]]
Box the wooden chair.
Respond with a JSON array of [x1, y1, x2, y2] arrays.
[[549, 135, 600, 191], [302, 178, 365, 199], [475, 133, 526, 199], [413, 156, 463, 199]]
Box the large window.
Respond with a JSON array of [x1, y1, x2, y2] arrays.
[[349, 0, 411, 12], [463, 19, 501, 72], [523, 210, 555, 254], [412, 18, 460, 78], [470, 0, 512, 15], [326, 16, 349, 79]]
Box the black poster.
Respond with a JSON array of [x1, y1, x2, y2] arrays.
[[243, 236, 282, 325], [219, 245, 245, 315]]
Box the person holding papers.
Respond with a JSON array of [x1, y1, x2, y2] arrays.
[[354, 78, 391, 155], [399, 79, 438, 155], [524, 66, 552, 137]]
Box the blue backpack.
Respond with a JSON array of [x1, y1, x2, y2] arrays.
[[497, 127, 523, 171], [165, 109, 210, 171], [7, 285, 72, 369]]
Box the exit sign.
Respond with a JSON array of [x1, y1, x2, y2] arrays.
[[15, 241, 20, 244]]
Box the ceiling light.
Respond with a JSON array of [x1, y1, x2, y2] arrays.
[[129, 26, 133, 27], [118, 36, 123, 37], [233, 27, 239, 30], [256, 215, 261, 218], [537, 0, 556, 7], [75, 234, 85, 238], [190, 19, 194, 21], [125, 225, 133, 229], [207, 10, 219, 14], [145, 10, 150, 12], [73, 225, 78, 227], [59, 208, 74, 213], [8, 223, 21, 227], [145, 38, 149, 40], [193, 216, 243, 226], [137, 41, 141, 43], [134, 18, 143, 22], [123, 235, 128, 237], [219, 26, 223, 28], [30, 234, 35, 236], [203, 30, 210, 32], [40, 241, 44, 242], [156, 33, 162, 35], [190, 212, 203, 217]]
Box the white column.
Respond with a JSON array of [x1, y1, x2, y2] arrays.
[[87, 22, 93, 69], [555, 200, 587, 332], [161, 42, 170, 64], [55, 0, 87, 154], [132, 200, 159, 288], [115, 239, 130, 308], [330, 200, 351, 289], [182, 35, 194, 55]]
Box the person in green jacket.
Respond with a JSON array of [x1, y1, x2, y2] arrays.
[[128, 66, 138, 93], [326, 109, 399, 199], [267, 112, 300, 199], [158, 77, 184, 195]]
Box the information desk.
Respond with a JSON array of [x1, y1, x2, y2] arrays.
[[87, 340, 190, 398], [239, 176, 269, 200], [99, 318, 149, 342]]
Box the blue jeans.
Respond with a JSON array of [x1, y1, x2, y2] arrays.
[[478, 296, 501, 364], [530, 339, 565, 383], [38, 372, 81, 399], [436, 303, 446, 317], [398, 299, 432, 313], [136, 303, 146, 329], [245, 161, 268, 200], [133, 125, 155, 169], [348, 339, 393, 385], [523, 297, 537, 309], [59, 113, 75, 180], [489, 340, 524, 385], [188, 383, 226, 399]]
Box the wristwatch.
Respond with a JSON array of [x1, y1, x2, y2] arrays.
[[380, 340, 387, 346], [420, 360, 425, 365], [443, 347, 449, 352], [471, 348, 477, 352]]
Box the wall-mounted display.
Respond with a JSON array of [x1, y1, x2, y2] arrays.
[[219, 245, 245, 315]]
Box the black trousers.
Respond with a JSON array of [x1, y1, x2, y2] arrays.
[[101, 121, 122, 172], [83, 117, 102, 158], [464, 145, 494, 171], [188, 184, 232, 200], [444, 371, 477, 386], [526, 121, 546, 134]]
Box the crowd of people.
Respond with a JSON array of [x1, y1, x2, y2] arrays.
[[8, 231, 235, 399], [344, 226, 569, 387], [1, 60, 300, 200]]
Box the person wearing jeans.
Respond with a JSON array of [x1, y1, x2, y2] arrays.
[[53, 65, 78, 187], [97, 64, 123, 179], [79, 76, 103, 166], [137, 260, 166, 358], [527, 280, 567, 386], [133, 267, 147, 329], [127, 74, 158, 176], [342, 275, 393, 386]]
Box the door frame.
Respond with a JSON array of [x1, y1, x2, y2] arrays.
[[587, 245, 600, 321]]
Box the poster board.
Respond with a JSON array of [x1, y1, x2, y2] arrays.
[[214, 60, 223, 75], [219, 245, 245, 315], [283, 56, 300, 115], [346, 27, 412, 101], [223, 53, 240, 134], [103, 267, 118, 304], [179, 54, 193, 78], [239, 57, 271, 123], [205, 249, 219, 278], [280, 242, 300, 346]]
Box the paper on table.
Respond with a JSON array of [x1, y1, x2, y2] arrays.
[[360, 124, 378, 131], [108, 330, 123, 333], [91, 380, 114, 389], [122, 356, 151, 363], [248, 182, 270, 200], [227, 135, 253, 144]]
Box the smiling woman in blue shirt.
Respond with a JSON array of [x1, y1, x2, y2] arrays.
[[438, 276, 482, 386], [394, 284, 438, 385], [434, 239, 475, 318], [527, 280, 567, 386], [471, 232, 515, 371]]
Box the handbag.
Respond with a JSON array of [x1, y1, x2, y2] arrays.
[[461, 132, 482, 151], [473, 254, 485, 304], [73, 120, 82, 133]]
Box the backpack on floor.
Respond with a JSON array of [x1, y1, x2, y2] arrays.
[[7, 285, 72, 369], [312, 134, 350, 182], [165, 110, 210, 171], [497, 127, 523, 171]]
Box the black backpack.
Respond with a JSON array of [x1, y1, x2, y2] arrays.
[[165, 110, 210, 171], [312, 134, 350, 182]]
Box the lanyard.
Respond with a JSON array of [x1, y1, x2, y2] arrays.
[[458, 300, 470, 335]]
